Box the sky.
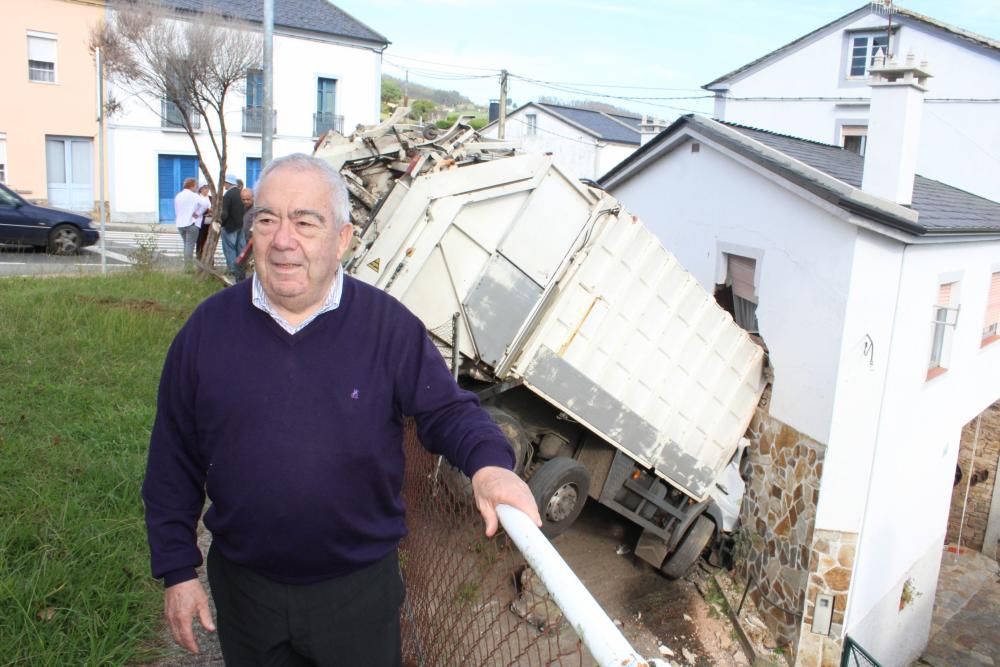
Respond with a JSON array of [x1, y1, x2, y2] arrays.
[[331, 0, 1000, 119]]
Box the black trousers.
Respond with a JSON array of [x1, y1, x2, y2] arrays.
[[207, 544, 404, 667]]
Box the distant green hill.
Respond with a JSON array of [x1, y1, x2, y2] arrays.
[[383, 74, 477, 108]]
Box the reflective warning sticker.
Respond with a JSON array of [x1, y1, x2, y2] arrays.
[[367, 258, 381, 273]]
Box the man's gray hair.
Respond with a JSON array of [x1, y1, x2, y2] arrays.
[[253, 153, 350, 229]]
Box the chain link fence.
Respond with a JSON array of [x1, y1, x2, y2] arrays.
[[399, 423, 593, 667]]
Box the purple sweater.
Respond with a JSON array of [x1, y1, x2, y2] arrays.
[[142, 277, 514, 586]]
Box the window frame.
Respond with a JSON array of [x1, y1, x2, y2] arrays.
[[981, 271, 1000, 347], [26, 32, 58, 84], [846, 32, 890, 79], [928, 281, 961, 380], [526, 113, 538, 136]]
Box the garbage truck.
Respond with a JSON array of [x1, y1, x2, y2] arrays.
[[314, 113, 766, 577]]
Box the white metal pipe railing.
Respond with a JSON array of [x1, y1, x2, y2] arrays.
[[496, 504, 666, 667]]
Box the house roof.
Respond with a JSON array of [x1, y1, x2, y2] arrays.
[[538, 103, 642, 145], [600, 115, 1000, 238], [164, 0, 388, 45], [704, 4, 1000, 90], [486, 102, 642, 145]]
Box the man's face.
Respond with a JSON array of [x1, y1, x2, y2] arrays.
[[241, 189, 253, 208], [252, 167, 353, 319]]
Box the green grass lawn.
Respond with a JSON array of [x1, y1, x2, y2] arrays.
[[0, 272, 219, 666]]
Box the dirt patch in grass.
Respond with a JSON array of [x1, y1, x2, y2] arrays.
[[76, 295, 176, 314]]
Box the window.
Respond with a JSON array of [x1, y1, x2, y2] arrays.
[[246, 69, 263, 108], [982, 272, 1000, 345], [243, 69, 266, 133], [929, 281, 960, 378], [526, 113, 538, 136], [161, 99, 200, 129], [314, 78, 341, 136], [848, 33, 889, 78], [0, 134, 6, 184], [715, 254, 759, 334], [841, 125, 868, 156], [27, 33, 57, 83]]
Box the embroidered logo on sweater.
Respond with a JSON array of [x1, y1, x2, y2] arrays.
[[351, 389, 360, 400]]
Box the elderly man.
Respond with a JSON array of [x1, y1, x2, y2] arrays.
[[142, 153, 540, 666]]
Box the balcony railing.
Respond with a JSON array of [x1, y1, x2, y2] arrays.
[[161, 99, 200, 130], [313, 112, 344, 137], [243, 106, 277, 134]]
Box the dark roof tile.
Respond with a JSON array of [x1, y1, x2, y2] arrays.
[[725, 122, 1000, 233], [539, 103, 641, 145], [164, 0, 388, 44]]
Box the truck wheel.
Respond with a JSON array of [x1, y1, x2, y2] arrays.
[[442, 407, 529, 502], [483, 406, 529, 474], [660, 515, 714, 579], [528, 457, 590, 538]]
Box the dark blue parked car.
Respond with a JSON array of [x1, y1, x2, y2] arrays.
[[0, 182, 99, 254]]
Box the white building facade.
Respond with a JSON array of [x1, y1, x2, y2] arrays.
[[705, 6, 1000, 203], [480, 103, 641, 181], [107, 1, 387, 224], [603, 104, 1000, 664]]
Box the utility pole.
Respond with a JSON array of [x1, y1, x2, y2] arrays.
[[498, 69, 508, 140], [262, 0, 274, 166], [95, 47, 107, 274], [404, 69, 409, 106]]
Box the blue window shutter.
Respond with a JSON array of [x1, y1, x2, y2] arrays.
[[246, 157, 261, 190]]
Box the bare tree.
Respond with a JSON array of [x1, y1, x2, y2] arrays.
[[91, 0, 261, 266]]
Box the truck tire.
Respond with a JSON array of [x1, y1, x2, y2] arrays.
[[441, 407, 529, 502], [483, 406, 529, 474], [660, 515, 714, 579], [528, 457, 590, 538]]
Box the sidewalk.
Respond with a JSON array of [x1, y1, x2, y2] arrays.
[[97, 221, 180, 233], [919, 546, 1000, 666]]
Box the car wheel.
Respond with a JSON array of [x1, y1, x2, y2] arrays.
[[528, 457, 590, 538], [660, 514, 715, 579], [48, 225, 82, 255]]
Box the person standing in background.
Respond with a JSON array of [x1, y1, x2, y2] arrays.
[[173, 178, 201, 269], [219, 175, 245, 281], [195, 184, 213, 259]]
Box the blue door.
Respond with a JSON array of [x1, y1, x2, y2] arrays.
[[246, 157, 262, 190], [158, 155, 199, 223]]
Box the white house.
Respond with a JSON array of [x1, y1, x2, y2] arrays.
[[704, 4, 1000, 203], [602, 55, 1000, 666], [480, 102, 658, 181], [106, 0, 388, 224]]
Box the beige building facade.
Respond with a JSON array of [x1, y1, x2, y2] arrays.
[[0, 0, 103, 212]]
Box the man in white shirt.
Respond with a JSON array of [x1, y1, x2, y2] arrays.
[[174, 178, 202, 268]]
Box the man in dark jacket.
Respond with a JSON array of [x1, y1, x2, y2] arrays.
[[143, 154, 541, 665], [219, 174, 246, 280]]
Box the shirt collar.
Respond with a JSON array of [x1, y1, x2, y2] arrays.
[[251, 268, 344, 334]]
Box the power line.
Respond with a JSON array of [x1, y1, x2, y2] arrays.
[[382, 52, 501, 73], [510, 75, 711, 114], [383, 60, 495, 81]]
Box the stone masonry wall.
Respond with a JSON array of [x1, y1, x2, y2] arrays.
[[945, 400, 1000, 553], [795, 530, 858, 666], [736, 401, 827, 654]]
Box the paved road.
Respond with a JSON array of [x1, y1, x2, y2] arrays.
[[0, 228, 225, 277]]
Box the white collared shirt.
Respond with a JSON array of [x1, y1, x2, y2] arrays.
[[251, 268, 344, 334]]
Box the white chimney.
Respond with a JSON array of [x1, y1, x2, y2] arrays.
[[862, 50, 932, 206], [639, 115, 668, 146]]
